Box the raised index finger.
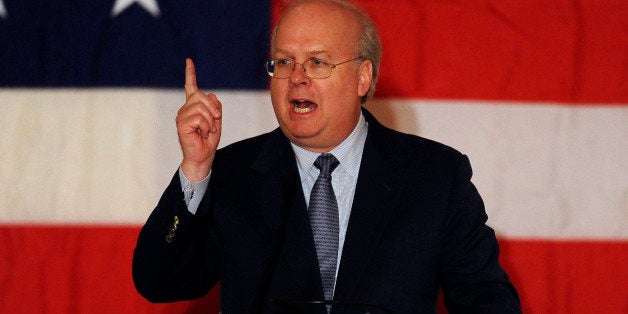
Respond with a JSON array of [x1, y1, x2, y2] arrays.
[[185, 58, 198, 98]]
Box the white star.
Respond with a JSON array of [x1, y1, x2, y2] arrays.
[[110, 0, 160, 18], [0, 0, 8, 19]]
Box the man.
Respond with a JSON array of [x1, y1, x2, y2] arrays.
[[133, 0, 521, 313]]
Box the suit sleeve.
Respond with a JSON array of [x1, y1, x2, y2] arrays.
[[132, 172, 219, 303], [440, 155, 521, 313]]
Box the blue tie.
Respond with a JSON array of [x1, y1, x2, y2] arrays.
[[309, 153, 340, 305]]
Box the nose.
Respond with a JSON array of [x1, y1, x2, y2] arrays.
[[289, 62, 309, 85]]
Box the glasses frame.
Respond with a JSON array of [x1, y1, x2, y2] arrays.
[[266, 56, 363, 79]]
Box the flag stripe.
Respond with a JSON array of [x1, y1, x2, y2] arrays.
[[272, 0, 628, 103], [498, 238, 628, 313], [1, 226, 625, 313], [0, 225, 220, 313], [2, 90, 626, 240]]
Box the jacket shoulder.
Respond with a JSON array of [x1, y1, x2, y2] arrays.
[[362, 107, 463, 165], [214, 128, 282, 162], [368, 119, 465, 173]]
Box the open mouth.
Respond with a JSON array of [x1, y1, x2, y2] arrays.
[[292, 99, 317, 113]]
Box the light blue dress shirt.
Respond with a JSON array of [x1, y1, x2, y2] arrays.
[[290, 114, 368, 277]]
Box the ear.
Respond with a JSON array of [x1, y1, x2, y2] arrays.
[[357, 59, 373, 98]]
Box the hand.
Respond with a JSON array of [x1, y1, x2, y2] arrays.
[[176, 58, 222, 182]]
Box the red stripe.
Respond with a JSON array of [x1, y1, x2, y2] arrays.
[[0, 226, 219, 314], [1, 226, 626, 313], [499, 238, 628, 313], [272, 0, 627, 104]]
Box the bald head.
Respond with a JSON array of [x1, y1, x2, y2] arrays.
[[271, 0, 382, 103]]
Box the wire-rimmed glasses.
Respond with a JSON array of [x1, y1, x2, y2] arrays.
[[265, 57, 363, 79]]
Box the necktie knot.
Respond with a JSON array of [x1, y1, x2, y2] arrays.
[[314, 153, 339, 177]]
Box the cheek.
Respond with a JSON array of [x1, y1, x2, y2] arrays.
[[269, 80, 280, 96], [269, 82, 287, 106], [324, 78, 357, 105]]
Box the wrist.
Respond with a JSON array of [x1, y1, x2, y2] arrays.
[[180, 159, 212, 183]]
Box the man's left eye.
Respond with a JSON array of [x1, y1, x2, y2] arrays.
[[311, 59, 327, 66]]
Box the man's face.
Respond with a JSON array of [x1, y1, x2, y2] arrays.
[[270, 1, 372, 152]]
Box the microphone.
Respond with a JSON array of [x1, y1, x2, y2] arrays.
[[268, 298, 393, 313]]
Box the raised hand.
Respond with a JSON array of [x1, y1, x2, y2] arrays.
[[176, 58, 222, 182]]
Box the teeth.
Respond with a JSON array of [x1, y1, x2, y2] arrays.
[[294, 106, 314, 113], [293, 100, 315, 113]]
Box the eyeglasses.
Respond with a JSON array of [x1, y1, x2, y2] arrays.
[[265, 57, 363, 79]]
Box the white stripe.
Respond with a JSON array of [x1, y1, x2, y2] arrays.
[[0, 89, 275, 225], [0, 89, 625, 240], [364, 99, 627, 240]]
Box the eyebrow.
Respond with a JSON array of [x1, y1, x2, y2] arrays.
[[273, 49, 331, 58], [309, 50, 330, 56]]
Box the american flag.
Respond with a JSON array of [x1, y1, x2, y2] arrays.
[[1, 1, 626, 313]]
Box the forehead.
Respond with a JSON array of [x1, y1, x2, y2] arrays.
[[273, 1, 360, 56]]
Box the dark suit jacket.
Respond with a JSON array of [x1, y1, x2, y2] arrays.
[[133, 109, 520, 313]]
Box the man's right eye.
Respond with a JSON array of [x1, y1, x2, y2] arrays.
[[277, 59, 292, 66]]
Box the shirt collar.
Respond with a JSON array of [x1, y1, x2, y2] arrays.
[[291, 113, 368, 181]]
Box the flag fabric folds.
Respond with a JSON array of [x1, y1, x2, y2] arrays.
[[1, 1, 626, 313]]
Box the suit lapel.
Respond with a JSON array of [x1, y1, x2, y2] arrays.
[[281, 184, 325, 297], [250, 129, 323, 298], [334, 111, 403, 299], [249, 133, 296, 237]]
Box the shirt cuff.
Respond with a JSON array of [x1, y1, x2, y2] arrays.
[[178, 166, 211, 215]]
